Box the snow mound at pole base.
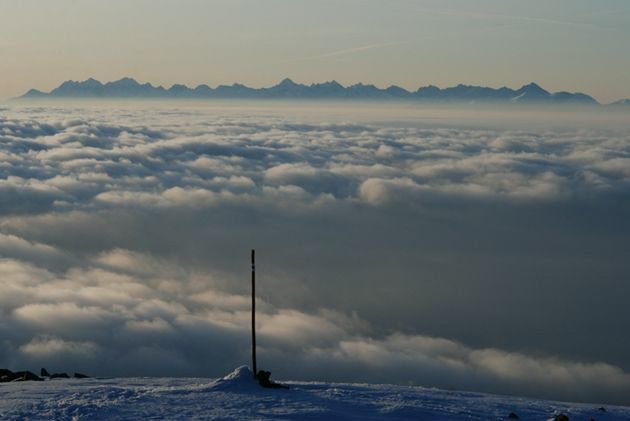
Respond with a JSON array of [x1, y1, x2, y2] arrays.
[[220, 366, 254, 382], [211, 365, 260, 392]]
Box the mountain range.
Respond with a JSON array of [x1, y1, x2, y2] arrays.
[[19, 77, 629, 105]]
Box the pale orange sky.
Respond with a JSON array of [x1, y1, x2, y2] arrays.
[[1, 0, 630, 103]]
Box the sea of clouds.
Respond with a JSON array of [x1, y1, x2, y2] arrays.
[[0, 103, 629, 404]]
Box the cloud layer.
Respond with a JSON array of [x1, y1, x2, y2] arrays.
[[2, 250, 630, 405], [1, 104, 629, 405], [1, 107, 629, 212]]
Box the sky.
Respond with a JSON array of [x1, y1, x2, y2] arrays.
[[1, 0, 630, 102]]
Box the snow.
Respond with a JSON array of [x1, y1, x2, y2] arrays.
[[1, 367, 629, 420]]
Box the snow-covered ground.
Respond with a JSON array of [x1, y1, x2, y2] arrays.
[[1, 367, 628, 420]]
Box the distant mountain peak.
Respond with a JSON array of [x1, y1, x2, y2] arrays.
[[22, 88, 46, 98], [277, 78, 299, 87], [611, 98, 630, 106], [82, 77, 102, 85], [58, 80, 79, 87], [519, 82, 548, 93], [317, 80, 344, 88], [107, 77, 140, 87]]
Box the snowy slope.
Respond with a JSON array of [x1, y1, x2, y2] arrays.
[[1, 367, 628, 420]]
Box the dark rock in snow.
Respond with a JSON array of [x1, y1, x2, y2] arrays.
[[9, 371, 43, 382], [256, 370, 289, 389], [508, 412, 520, 419], [1, 368, 14, 382], [2, 368, 86, 382], [554, 414, 569, 421]]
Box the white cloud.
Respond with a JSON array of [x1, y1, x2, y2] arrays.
[[1, 109, 629, 213], [0, 106, 629, 404], [19, 336, 100, 359], [1, 253, 629, 403]]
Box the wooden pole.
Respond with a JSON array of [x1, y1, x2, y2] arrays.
[[251, 249, 257, 377]]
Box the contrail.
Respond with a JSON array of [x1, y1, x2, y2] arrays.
[[284, 5, 629, 64], [285, 41, 406, 63]]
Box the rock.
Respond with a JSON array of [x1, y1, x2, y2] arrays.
[[553, 414, 569, 421], [9, 371, 43, 382], [74, 372, 89, 379], [1, 369, 44, 382], [255, 370, 289, 389], [41, 368, 50, 377], [50, 372, 70, 379], [598, 407, 606, 412], [508, 412, 519, 419], [1, 368, 14, 382]]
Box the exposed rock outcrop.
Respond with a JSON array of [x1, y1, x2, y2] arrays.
[[0, 370, 43, 382]]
